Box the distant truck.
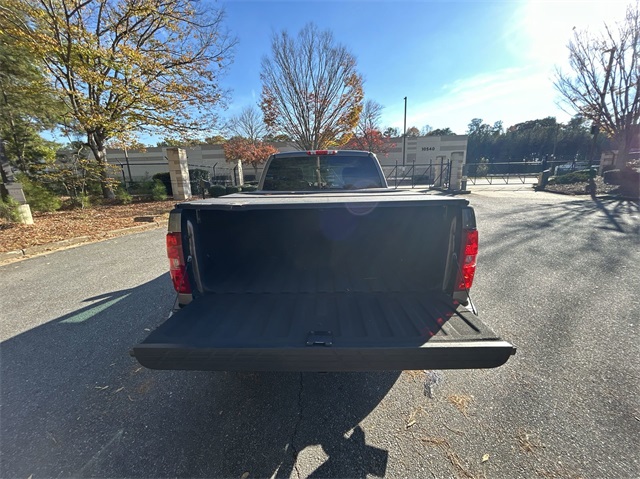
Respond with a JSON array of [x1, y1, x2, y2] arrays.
[[133, 150, 515, 371]]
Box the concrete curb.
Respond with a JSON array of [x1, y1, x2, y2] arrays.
[[0, 219, 168, 266], [23, 236, 92, 256]]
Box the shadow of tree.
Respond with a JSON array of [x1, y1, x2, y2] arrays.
[[480, 198, 639, 267], [1, 274, 398, 478]]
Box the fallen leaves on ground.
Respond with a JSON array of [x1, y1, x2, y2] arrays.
[[517, 430, 543, 454], [405, 406, 425, 428], [447, 394, 473, 417], [0, 200, 175, 252], [420, 436, 476, 479], [544, 177, 618, 196]]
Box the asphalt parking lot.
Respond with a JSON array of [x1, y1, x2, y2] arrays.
[[1, 187, 638, 478]]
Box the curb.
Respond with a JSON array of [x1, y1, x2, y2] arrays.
[[0, 219, 168, 266]]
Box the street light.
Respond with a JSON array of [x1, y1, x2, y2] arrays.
[[402, 96, 407, 168]]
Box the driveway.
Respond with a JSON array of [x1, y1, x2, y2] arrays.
[[1, 191, 638, 478]]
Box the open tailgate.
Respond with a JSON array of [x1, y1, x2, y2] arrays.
[[133, 292, 515, 372]]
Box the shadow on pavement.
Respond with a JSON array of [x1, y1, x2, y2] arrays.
[[480, 198, 639, 262], [1, 273, 398, 478]]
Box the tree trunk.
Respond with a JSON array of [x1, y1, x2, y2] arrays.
[[87, 132, 115, 199], [615, 127, 630, 169]]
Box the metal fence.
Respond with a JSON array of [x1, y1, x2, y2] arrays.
[[111, 161, 241, 197], [463, 161, 575, 185], [382, 160, 451, 189]]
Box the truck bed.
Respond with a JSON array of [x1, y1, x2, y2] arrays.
[[176, 190, 469, 210], [133, 292, 515, 371]]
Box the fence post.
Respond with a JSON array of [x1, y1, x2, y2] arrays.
[[395, 160, 398, 189], [412, 160, 415, 188]]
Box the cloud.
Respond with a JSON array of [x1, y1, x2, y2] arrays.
[[381, 66, 570, 134]]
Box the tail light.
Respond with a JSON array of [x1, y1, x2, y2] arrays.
[[306, 150, 337, 155], [166, 232, 191, 294], [456, 229, 478, 291]]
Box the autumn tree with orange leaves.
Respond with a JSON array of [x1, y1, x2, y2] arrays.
[[260, 23, 364, 150], [2, 0, 236, 198], [223, 137, 278, 180]]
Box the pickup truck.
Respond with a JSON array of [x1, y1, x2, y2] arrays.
[[133, 150, 516, 371]]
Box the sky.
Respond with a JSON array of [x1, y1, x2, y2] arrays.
[[215, 0, 630, 137]]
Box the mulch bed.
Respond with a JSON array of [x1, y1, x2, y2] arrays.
[[0, 200, 176, 252], [543, 177, 621, 196]]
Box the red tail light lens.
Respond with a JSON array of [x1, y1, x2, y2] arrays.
[[306, 150, 337, 155], [166, 232, 191, 294], [456, 229, 478, 291]]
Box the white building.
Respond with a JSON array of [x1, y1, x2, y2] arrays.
[[105, 135, 468, 188]]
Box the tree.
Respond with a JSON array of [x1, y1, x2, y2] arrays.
[[156, 138, 209, 147], [421, 125, 433, 136], [343, 99, 390, 153], [3, 0, 236, 197], [263, 133, 292, 142], [357, 100, 383, 134], [260, 23, 364, 149], [555, 3, 640, 166], [383, 127, 399, 138], [204, 135, 227, 145], [342, 129, 389, 154], [226, 106, 267, 142], [405, 126, 420, 137], [426, 127, 456, 136], [0, 9, 63, 175], [223, 137, 278, 178]]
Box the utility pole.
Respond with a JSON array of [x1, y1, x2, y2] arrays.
[[402, 96, 407, 168], [587, 46, 616, 198]]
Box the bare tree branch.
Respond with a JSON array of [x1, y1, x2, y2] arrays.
[[260, 23, 364, 150], [555, 3, 640, 164]]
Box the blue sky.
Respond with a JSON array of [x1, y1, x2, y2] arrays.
[[217, 0, 629, 136]]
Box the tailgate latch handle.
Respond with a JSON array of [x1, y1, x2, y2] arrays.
[[306, 331, 333, 346]]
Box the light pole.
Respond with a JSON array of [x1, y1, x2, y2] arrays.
[[402, 96, 407, 168]]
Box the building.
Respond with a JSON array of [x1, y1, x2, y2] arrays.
[[104, 135, 468, 189]]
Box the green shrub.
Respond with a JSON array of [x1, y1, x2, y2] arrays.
[[208, 184, 226, 197], [151, 180, 167, 201], [63, 193, 91, 209], [549, 170, 591, 185], [242, 185, 257, 192], [226, 186, 241, 195], [115, 187, 133, 204], [152, 172, 172, 195], [18, 176, 62, 212], [0, 196, 21, 222], [78, 194, 91, 208]]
